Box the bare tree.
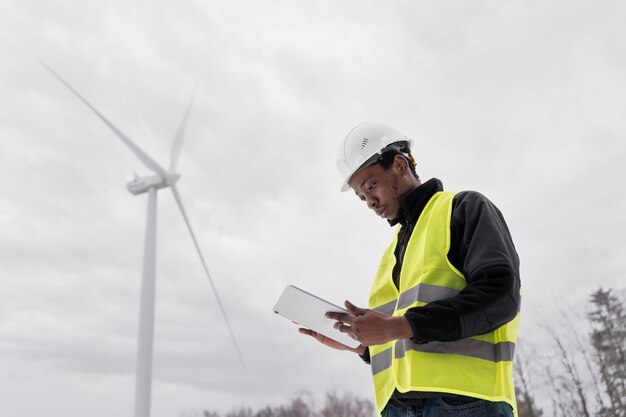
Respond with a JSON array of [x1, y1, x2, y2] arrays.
[[320, 391, 374, 417], [514, 341, 543, 417], [538, 310, 594, 417], [589, 288, 626, 417], [272, 393, 315, 417], [200, 391, 373, 417], [553, 334, 592, 417]]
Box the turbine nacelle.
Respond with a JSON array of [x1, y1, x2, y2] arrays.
[[126, 172, 180, 195]]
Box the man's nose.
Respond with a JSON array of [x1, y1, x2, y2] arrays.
[[366, 197, 377, 209]]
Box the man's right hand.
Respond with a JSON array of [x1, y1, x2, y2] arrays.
[[298, 328, 366, 355]]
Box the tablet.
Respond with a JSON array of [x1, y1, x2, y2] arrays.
[[273, 285, 360, 349]]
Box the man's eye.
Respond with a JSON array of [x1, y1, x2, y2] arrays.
[[367, 183, 376, 191]]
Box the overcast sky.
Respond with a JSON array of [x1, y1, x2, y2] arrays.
[[1, 1, 625, 416]]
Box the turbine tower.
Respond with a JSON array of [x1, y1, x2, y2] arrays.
[[42, 62, 245, 417]]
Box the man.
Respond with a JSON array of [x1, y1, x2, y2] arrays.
[[299, 122, 521, 417]]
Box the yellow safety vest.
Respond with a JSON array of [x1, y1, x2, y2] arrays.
[[368, 191, 519, 415]]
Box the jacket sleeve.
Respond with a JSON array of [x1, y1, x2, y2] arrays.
[[404, 191, 521, 343], [359, 347, 371, 364]]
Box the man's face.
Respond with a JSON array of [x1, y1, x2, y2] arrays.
[[348, 162, 405, 221]]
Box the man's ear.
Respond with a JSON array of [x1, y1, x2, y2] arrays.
[[393, 154, 409, 175]]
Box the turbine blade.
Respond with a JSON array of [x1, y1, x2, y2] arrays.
[[170, 184, 247, 372], [40, 60, 168, 178], [170, 87, 196, 172]]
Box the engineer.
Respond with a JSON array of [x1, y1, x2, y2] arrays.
[[300, 122, 521, 417]]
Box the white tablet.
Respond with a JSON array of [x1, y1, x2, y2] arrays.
[[273, 285, 360, 349]]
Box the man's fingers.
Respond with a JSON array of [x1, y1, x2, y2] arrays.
[[345, 300, 367, 316], [326, 311, 351, 321], [299, 328, 317, 337], [340, 315, 356, 325], [334, 322, 352, 333]]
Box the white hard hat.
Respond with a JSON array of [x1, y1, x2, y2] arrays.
[[336, 122, 413, 192]]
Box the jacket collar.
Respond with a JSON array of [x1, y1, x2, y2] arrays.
[[388, 178, 444, 227]]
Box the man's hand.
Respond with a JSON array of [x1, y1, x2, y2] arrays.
[[326, 300, 413, 346], [298, 328, 366, 355]]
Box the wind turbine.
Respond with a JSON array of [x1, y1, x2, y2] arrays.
[[41, 62, 246, 417]]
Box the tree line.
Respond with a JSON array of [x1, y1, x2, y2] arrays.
[[516, 287, 626, 417]]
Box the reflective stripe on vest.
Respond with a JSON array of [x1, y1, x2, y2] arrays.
[[371, 338, 517, 375], [367, 191, 519, 416], [373, 283, 462, 315]]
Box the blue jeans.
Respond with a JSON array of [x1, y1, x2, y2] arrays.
[[381, 396, 514, 417]]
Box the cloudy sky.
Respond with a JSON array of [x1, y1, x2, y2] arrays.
[[1, 1, 625, 416]]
